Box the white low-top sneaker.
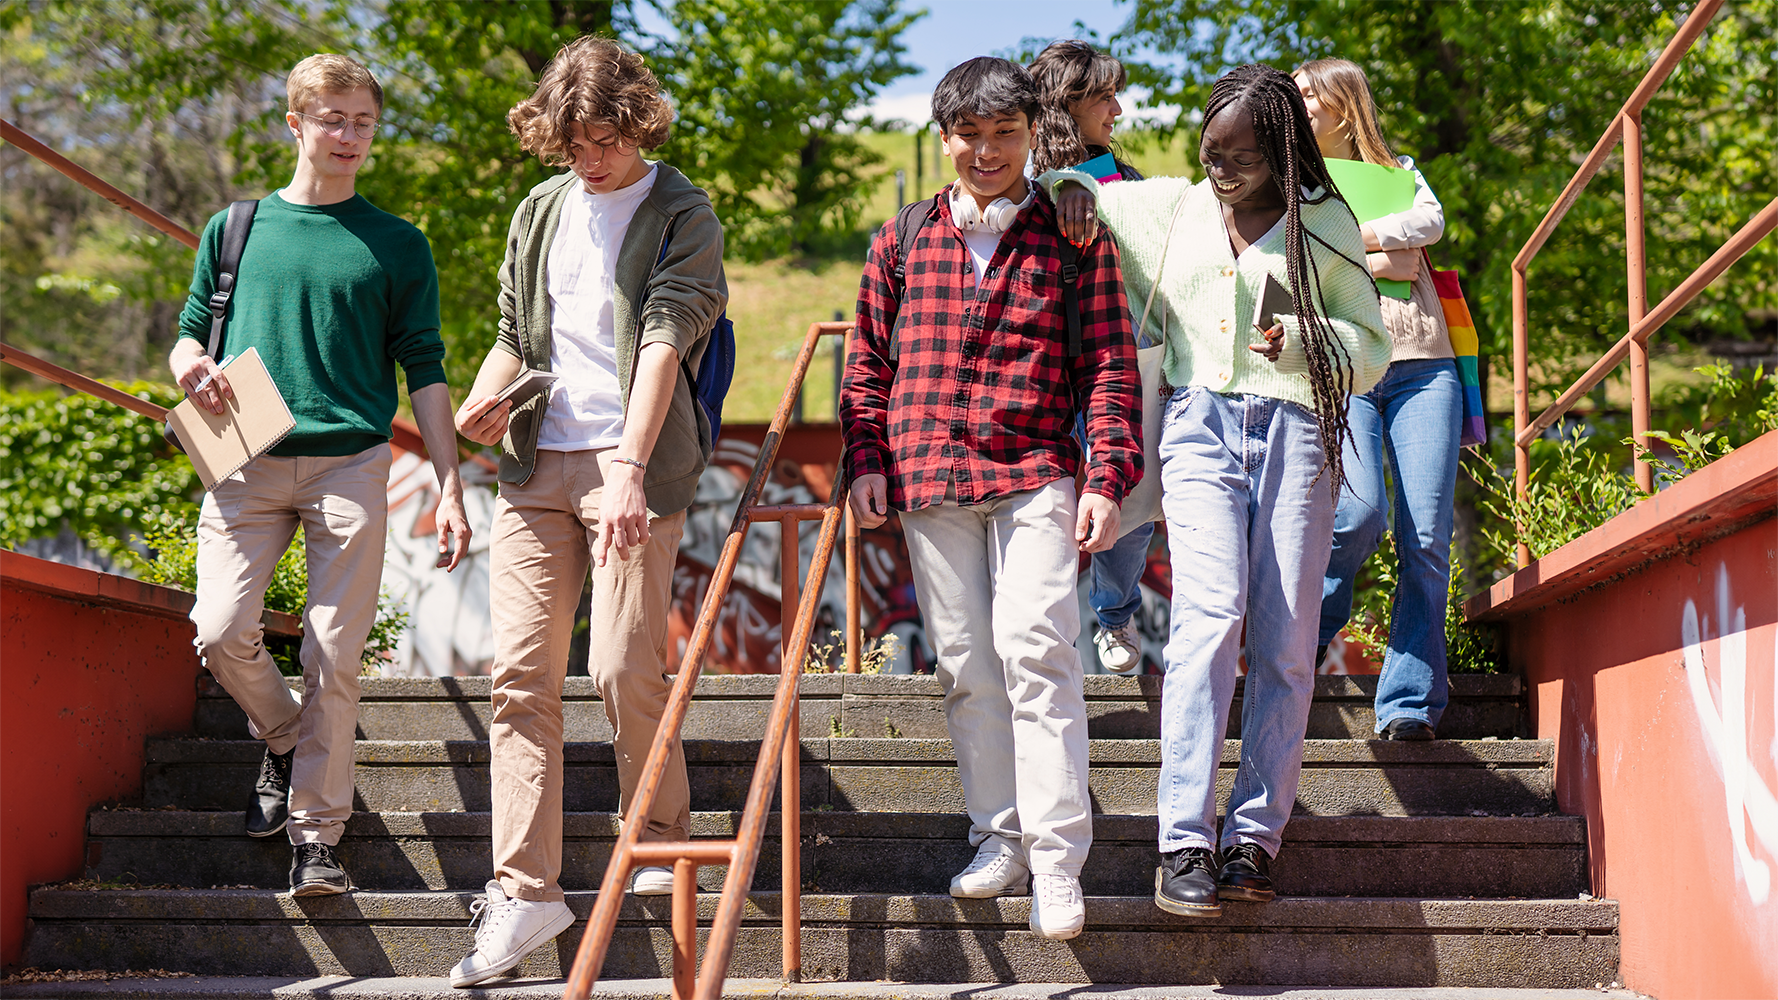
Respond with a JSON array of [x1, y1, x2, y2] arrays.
[[949, 845, 1030, 898], [631, 865, 675, 896], [1094, 619, 1142, 674], [449, 880, 575, 988], [1028, 872, 1086, 940]]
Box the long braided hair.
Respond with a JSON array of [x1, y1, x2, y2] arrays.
[[1204, 63, 1370, 497], [1028, 40, 1128, 175]]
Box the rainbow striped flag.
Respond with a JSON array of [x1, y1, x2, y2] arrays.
[[1431, 266, 1488, 447]]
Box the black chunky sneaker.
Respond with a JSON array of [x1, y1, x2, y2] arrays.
[[1216, 841, 1276, 902], [290, 843, 351, 896], [246, 744, 295, 838], [1154, 847, 1221, 916]]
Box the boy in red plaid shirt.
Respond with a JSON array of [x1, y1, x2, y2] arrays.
[[840, 57, 1140, 941]]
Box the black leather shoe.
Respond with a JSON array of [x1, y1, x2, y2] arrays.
[[246, 745, 294, 838], [1381, 718, 1436, 741], [1217, 842, 1276, 902], [1154, 847, 1221, 916], [290, 843, 351, 896]]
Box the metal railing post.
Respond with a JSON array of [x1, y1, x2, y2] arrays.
[[777, 511, 803, 980], [844, 507, 861, 673], [1623, 112, 1653, 492], [1512, 266, 1532, 568], [671, 857, 699, 1000]]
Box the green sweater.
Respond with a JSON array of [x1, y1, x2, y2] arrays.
[[177, 191, 445, 457], [1041, 172, 1391, 406]]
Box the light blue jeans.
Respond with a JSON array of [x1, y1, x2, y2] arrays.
[[1075, 410, 1156, 631], [1318, 358, 1462, 732], [1156, 388, 1334, 856], [1089, 521, 1154, 630]]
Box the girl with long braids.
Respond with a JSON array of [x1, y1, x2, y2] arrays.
[[1295, 58, 1461, 740], [1027, 40, 1154, 675], [1041, 63, 1390, 916]]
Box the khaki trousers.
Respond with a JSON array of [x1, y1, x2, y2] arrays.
[[489, 448, 690, 902], [191, 445, 392, 847]]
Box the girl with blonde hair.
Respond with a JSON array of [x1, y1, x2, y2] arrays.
[[1293, 57, 1461, 741]]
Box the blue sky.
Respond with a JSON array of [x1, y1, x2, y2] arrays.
[[869, 0, 1141, 124]]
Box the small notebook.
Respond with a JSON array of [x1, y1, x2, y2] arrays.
[[165, 347, 296, 490], [493, 367, 561, 410], [1251, 272, 1293, 334]]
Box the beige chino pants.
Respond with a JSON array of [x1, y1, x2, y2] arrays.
[[897, 478, 1094, 877], [488, 448, 690, 902], [190, 444, 392, 847]]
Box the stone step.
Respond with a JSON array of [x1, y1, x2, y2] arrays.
[[194, 674, 1526, 742], [142, 738, 1557, 817], [0, 977, 1648, 1000], [22, 889, 1619, 988], [82, 810, 1588, 899]]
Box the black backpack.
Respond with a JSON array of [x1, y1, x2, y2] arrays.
[[887, 195, 1085, 357], [165, 200, 258, 453]]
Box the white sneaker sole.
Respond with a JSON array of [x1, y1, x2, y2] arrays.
[[449, 904, 575, 988], [949, 878, 1030, 899], [1028, 913, 1085, 940]]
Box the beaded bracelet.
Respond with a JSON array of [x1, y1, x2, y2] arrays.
[[610, 457, 647, 472]]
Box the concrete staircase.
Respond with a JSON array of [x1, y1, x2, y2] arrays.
[[21, 672, 1621, 989]]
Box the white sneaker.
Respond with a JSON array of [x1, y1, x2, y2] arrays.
[[949, 845, 1030, 898], [631, 865, 674, 896], [1028, 873, 1086, 940], [1094, 619, 1142, 673], [449, 880, 575, 988]]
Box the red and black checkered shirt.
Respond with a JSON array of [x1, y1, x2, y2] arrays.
[[841, 189, 1140, 512]]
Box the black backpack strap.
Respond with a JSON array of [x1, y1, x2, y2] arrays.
[[206, 200, 259, 358], [890, 196, 936, 295], [1058, 234, 1082, 358]]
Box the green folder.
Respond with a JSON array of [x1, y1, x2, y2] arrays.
[[1325, 158, 1415, 299]]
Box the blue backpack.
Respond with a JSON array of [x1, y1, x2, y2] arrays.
[[655, 225, 735, 444]]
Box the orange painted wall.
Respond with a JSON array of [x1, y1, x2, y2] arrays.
[[0, 553, 206, 968], [1507, 521, 1778, 999]]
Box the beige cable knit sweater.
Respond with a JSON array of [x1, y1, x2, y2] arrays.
[[1043, 172, 1392, 406]]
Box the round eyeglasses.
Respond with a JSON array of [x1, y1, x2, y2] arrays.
[[293, 111, 379, 139]]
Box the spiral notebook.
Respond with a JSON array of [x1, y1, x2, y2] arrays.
[[164, 347, 296, 490]]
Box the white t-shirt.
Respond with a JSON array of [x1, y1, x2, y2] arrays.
[[949, 184, 1035, 288], [537, 165, 659, 452]]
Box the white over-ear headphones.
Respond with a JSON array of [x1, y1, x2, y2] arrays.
[[950, 185, 1034, 234]]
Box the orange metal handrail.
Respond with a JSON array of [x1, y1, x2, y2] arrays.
[[1508, 0, 1776, 566], [0, 342, 170, 421], [563, 320, 860, 1000], [1, 118, 201, 250]]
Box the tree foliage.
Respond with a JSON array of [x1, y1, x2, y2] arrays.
[[650, 0, 918, 257], [1114, 0, 1776, 393], [2, 0, 918, 392]]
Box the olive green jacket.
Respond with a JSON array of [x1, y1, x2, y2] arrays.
[[492, 165, 728, 516]]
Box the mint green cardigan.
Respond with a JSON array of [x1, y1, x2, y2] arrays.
[[1041, 172, 1391, 407]]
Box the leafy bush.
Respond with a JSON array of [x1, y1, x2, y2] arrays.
[[1345, 534, 1500, 674], [0, 383, 200, 569], [1468, 364, 1778, 565]]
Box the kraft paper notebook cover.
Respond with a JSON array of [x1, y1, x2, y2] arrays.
[[1324, 157, 1416, 300], [165, 347, 296, 490]]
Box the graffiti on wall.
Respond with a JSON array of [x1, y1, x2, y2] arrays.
[[1681, 560, 1778, 907], [668, 432, 932, 673]]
